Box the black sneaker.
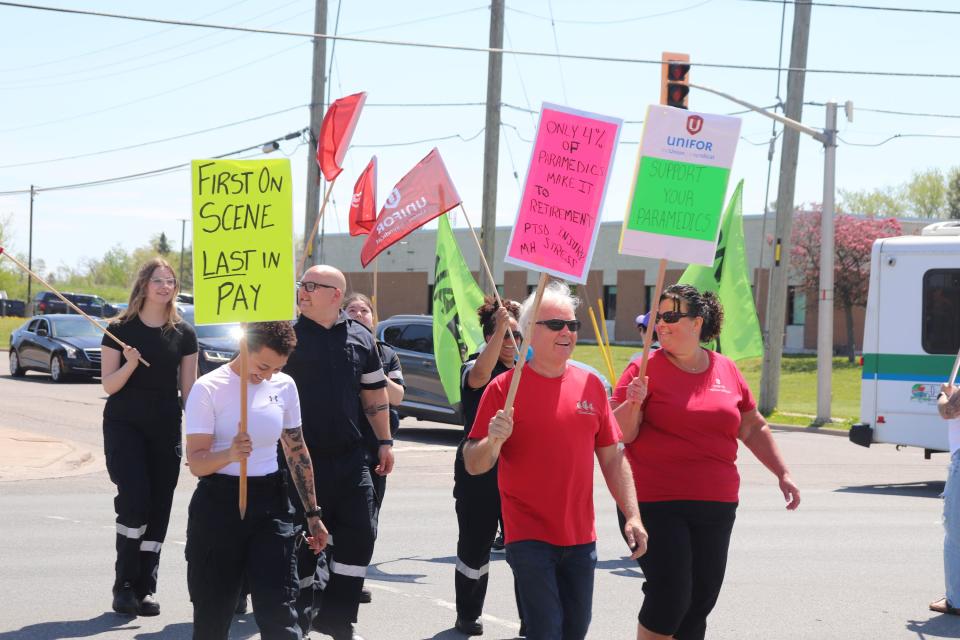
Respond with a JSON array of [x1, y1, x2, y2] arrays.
[[314, 619, 366, 640], [359, 587, 372, 603], [111, 584, 138, 616], [455, 617, 484, 636], [491, 533, 505, 552], [138, 593, 160, 616]]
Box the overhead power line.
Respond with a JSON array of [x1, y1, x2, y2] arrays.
[[736, 0, 960, 16], [0, 105, 308, 169], [806, 101, 960, 119], [2, 1, 959, 79], [506, 1, 716, 24], [838, 133, 960, 147], [0, 129, 306, 196]]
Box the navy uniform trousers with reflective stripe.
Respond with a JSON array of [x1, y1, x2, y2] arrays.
[[186, 472, 300, 640], [291, 446, 377, 633], [103, 417, 181, 597], [453, 443, 503, 621]]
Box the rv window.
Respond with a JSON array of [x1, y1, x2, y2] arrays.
[[922, 269, 960, 355]]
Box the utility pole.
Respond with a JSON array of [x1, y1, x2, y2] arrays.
[[302, 0, 327, 274], [759, 0, 812, 414], [179, 219, 187, 290], [816, 101, 838, 423], [479, 0, 504, 295], [27, 185, 34, 308]]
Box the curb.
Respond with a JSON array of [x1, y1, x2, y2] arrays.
[[769, 423, 848, 438]]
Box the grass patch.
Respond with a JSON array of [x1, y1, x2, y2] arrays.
[[1, 316, 27, 346], [573, 344, 860, 425]]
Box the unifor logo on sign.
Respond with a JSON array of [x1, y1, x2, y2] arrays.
[[686, 115, 704, 136]]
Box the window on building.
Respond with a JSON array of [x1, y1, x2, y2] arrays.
[[527, 284, 537, 296], [496, 284, 504, 298], [645, 285, 654, 313], [426, 284, 434, 314], [922, 269, 960, 355], [602, 285, 617, 318], [787, 286, 806, 326]]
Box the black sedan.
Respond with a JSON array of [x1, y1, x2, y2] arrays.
[[179, 306, 241, 376], [9, 314, 107, 382]]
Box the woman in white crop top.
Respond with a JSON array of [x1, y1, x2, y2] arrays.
[[184, 321, 327, 639]]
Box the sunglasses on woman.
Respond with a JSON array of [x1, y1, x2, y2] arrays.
[[656, 311, 698, 324], [536, 319, 582, 332], [504, 330, 523, 341]]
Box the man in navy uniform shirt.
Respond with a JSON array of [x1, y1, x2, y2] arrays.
[[285, 265, 395, 640]]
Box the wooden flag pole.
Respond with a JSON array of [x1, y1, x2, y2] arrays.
[[238, 334, 249, 519], [500, 273, 548, 422], [0, 247, 150, 366], [638, 259, 667, 379], [372, 257, 380, 327], [457, 205, 521, 355], [296, 178, 337, 277]]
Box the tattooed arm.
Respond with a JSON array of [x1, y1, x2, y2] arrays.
[[280, 426, 327, 552], [940, 384, 960, 420], [360, 386, 394, 476]]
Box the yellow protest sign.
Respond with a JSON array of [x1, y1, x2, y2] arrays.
[[191, 159, 295, 325]]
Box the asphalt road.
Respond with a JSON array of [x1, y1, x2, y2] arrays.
[[1, 371, 959, 639]]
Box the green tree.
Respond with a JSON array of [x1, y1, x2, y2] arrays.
[[947, 167, 960, 220], [154, 232, 172, 255], [838, 187, 906, 217], [906, 169, 946, 218]]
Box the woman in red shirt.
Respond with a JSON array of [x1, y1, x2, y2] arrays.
[[612, 284, 800, 640]]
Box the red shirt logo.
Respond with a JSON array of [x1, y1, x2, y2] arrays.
[[686, 115, 704, 136]]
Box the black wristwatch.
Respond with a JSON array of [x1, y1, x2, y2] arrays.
[[304, 507, 323, 519], [378, 439, 394, 447]]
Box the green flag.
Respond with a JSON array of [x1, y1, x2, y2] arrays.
[[432, 215, 486, 404], [678, 180, 763, 361]]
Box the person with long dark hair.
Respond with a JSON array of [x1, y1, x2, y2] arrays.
[[184, 321, 327, 639], [100, 257, 198, 616], [612, 284, 801, 640], [453, 297, 523, 636]]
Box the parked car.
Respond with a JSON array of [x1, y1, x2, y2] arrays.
[[179, 305, 241, 376], [9, 314, 107, 382], [376, 314, 612, 427], [32, 291, 120, 318]]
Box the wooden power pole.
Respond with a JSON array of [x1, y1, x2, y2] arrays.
[[479, 0, 504, 295]]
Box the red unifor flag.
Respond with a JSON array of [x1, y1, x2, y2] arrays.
[[316, 91, 367, 181], [360, 148, 461, 267], [349, 156, 377, 236]]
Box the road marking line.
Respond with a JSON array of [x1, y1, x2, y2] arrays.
[[366, 582, 521, 631]]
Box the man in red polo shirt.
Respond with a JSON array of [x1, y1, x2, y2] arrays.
[[464, 280, 647, 640]]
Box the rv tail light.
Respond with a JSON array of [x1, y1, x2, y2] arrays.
[[877, 415, 886, 424]]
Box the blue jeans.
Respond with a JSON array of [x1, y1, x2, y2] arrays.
[[505, 540, 597, 640], [945, 450, 960, 605]]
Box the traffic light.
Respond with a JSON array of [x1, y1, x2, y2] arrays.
[[660, 52, 690, 109]]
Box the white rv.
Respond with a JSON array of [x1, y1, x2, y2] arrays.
[[850, 221, 960, 457]]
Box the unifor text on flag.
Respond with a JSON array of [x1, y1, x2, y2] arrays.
[[360, 148, 461, 267]]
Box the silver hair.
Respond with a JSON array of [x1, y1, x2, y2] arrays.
[[518, 279, 580, 333]]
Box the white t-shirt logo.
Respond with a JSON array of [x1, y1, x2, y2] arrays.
[[576, 400, 597, 415]]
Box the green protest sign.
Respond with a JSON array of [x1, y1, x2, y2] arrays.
[[619, 106, 742, 266], [191, 159, 296, 325], [626, 157, 731, 242]]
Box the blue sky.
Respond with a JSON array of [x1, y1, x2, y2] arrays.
[[1, 0, 958, 274]]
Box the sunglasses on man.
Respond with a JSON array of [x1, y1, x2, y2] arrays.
[[656, 311, 698, 324], [535, 319, 582, 332]]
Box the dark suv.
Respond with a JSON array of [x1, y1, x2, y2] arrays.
[[33, 291, 119, 318], [377, 314, 611, 427]]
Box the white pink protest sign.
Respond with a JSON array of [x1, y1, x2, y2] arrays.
[[504, 103, 621, 284]]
